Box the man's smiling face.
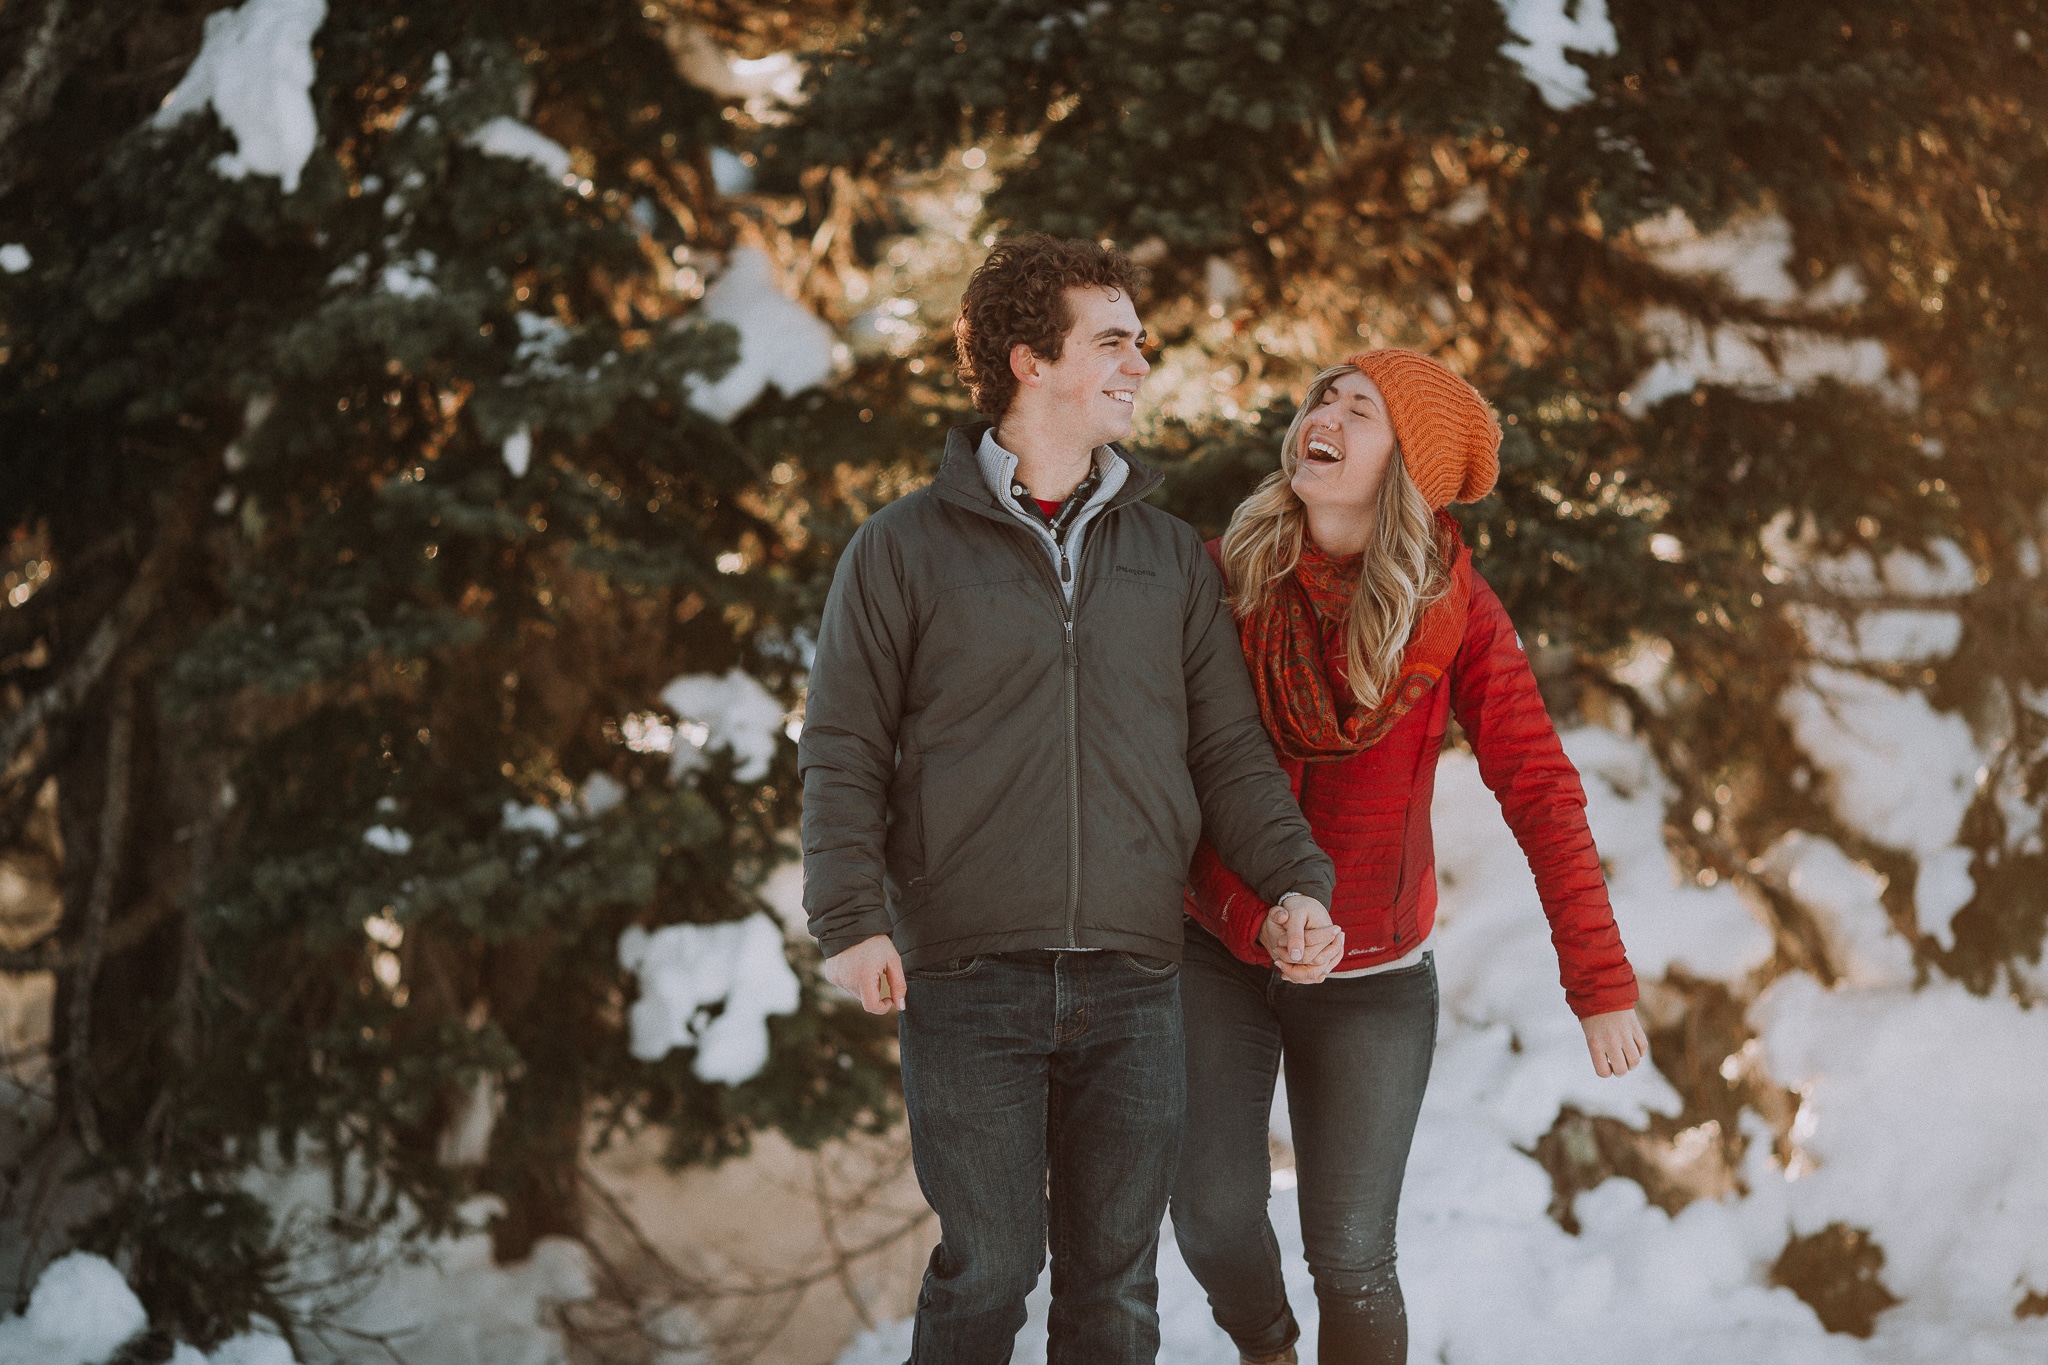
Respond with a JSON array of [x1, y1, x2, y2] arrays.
[[1027, 285, 1150, 446]]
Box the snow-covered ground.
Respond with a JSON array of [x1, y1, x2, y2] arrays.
[[838, 729, 2048, 1365], [8, 718, 2045, 1362]]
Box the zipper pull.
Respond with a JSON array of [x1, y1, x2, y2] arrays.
[[1060, 545, 1071, 582], [1065, 620, 1077, 666]]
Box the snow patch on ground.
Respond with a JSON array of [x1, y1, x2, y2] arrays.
[[1750, 973, 2048, 1347], [1779, 664, 1980, 858], [618, 913, 800, 1083], [838, 726, 2048, 1363], [684, 248, 837, 420], [0, 1251, 148, 1364], [153, 0, 326, 192], [660, 669, 785, 783], [1756, 832, 1913, 987], [1499, 0, 1616, 108]]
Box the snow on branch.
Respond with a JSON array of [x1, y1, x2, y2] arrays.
[[152, 0, 326, 193], [685, 248, 838, 420], [1499, 0, 1615, 109], [468, 115, 573, 180], [660, 669, 785, 783], [618, 914, 800, 1084]]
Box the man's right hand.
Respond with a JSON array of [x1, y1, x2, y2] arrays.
[[823, 934, 907, 1014], [1259, 896, 1344, 983]]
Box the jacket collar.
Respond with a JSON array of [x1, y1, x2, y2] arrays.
[[933, 421, 1163, 522]]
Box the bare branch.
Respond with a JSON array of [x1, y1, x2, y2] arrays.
[[0, 2, 70, 155], [0, 580, 146, 779], [0, 475, 204, 779], [0, 0, 154, 200], [0, 891, 173, 974], [67, 673, 134, 1155]]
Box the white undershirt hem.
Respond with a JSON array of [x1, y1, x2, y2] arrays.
[[1325, 927, 1436, 979]]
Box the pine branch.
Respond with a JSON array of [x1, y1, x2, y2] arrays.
[[0, 892, 173, 974]]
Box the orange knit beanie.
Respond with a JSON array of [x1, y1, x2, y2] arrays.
[[1344, 349, 1502, 509]]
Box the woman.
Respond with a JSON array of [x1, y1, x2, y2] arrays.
[[1171, 350, 1650, 1365]]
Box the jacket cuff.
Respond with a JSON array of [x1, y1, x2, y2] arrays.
[[815, 910, 895, 961], [1566, 976, 1641, 1019]]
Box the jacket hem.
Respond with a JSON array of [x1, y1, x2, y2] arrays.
[[899, 925, 1186, 970]]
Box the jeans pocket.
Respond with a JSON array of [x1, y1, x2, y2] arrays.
[[1117, 952, 1179, 978], [908, 955, 984, 981]]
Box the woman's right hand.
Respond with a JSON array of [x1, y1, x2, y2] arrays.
[[1260, 896, 1345, 983]]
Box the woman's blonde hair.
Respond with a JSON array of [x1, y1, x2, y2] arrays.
[[1219, 363, 1450, 709]]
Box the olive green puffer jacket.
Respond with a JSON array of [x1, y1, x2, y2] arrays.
[[799, 423, 1334, 969]]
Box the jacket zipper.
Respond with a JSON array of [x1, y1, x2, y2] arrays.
[[1063, 611, 1080, 945], [1028, 514, 1089, 947], [1021, 503, 1090, 946]]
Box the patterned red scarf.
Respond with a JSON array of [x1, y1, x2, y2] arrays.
[[1237, 513, 1473, 762]]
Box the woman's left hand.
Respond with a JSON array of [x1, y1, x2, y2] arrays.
[[1581, 1008, 1649, 1078]]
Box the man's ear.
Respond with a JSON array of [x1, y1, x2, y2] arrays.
[[1009, 342, 1044, 389]]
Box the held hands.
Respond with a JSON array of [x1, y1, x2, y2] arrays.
[[1581, 1008, 1650, 1078], [823, 934, 907, 1015], [1259, 895, 1344, 984]]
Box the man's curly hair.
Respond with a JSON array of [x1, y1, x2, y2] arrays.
[[954, 234, 1140, 418]]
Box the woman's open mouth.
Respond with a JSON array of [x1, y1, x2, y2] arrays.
[[1303, 436, 1342, 465]]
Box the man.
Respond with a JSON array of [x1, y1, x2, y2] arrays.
[[798, 234, 1336, 1364]]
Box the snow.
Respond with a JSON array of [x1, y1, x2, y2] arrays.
[[674, 27, 804, 107], [1792, 606, 1963, 666], [617, 913, 800, 1083], [1751, 973, 2048, 1343], [710, 148, 755, 195], [1634, 210, 1867, 310], [1779, 664, 1980, 858], [0, 244, 29, 274], [206, 1338, 296, 1365], [836, 725, 2048, 1364], [502, 425, 532, 477], [1626, 212, 1907, 410], [1756, 832, 1914, 988], [467, 117, 573, 181], [579, 771, 626, 817], [153, 0, 326, 193], [659, 669, 785, 783], [1910, 846, 1974, 949], [230, 1165, 595, 1365], [378, 251, 438, 299], [684, 248, 838, 420], [1632, 313, 1900, 410], [501, 800, 561, 839], [1499, 0, 1616, 109], [362, 824, 413, 854], [0, 1252, 147, 1365]]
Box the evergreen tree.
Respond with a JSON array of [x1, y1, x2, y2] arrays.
[[791, 0, 2048, 1186], [0, 0, 915, 1347]]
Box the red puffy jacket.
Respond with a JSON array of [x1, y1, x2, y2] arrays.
[[1186, 554, 1639, 1019]]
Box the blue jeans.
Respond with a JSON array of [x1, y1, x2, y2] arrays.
[[1170, 922, 1437, 1365], [898, 949, 1186, 1365]]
